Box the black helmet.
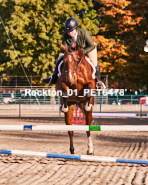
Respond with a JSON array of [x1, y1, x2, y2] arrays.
[[64, 18, 78, 33]]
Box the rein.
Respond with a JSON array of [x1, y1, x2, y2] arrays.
[[62, 46, 85, 85], [64, 50, 84, 74]]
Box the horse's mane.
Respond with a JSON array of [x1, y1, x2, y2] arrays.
[[61, 42, 85, 61]]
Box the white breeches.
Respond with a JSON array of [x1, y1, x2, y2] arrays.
[[87, 47, 98, 67]]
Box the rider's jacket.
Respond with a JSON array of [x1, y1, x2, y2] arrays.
[[61, 28, 95, 54]]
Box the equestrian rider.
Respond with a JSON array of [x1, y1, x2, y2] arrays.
[[42, 17, 100, 85]]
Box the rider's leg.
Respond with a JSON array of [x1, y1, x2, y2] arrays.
[[87, 47, 100, 80], [42, 53, 64, 84], [95, 62, 100, 80], [87, 47, 106, 88]]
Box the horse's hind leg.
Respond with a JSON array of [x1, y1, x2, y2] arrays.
[[68, 131, 74, 154], [65, 105, 74, 154]]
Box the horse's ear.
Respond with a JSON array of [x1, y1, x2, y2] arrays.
[[71, 42, 77, 50], [61, 44, 68, 52], [76, 43, 79, 51], [78, 47, 84, 59]]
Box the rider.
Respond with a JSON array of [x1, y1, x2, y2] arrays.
[[42, 17, 100, 85]]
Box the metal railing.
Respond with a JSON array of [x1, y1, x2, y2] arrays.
[[0, 94, 147, 105], [106, 95, 147, 105]]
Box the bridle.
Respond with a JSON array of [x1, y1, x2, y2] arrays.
[[64, 51, 83, 74], [62, 46, 85, 85]]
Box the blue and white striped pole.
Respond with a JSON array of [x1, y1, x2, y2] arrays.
[[0, 149, 148, 165]]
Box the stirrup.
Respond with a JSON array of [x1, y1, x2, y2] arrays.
[[96, 79, 106, 89], [47, 76, 52, 85], [42, 75, 52, 85]]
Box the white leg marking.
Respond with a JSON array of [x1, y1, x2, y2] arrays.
[[87, 136, 93, 154], [62, 105, 68, 112], [85, 102, 93, 111]]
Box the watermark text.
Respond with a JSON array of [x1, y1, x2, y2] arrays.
[[24, 89, 124, 97]]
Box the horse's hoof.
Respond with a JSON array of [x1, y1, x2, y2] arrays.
[[70, 147, 74, 154], [87, 150, 94, 155]]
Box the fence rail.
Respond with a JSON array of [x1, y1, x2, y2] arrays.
[[0, 93, 147, 105], [1, 75, 146, 105]]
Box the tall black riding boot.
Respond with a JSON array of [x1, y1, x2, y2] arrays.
[[95, 63, 100, 82], [95, 63, 106, 89], [42, 57, 63, 84], [42, 67, 58, 84]]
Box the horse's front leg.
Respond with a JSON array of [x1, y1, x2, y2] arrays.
[[87, 130, 93, 155], [68, 131, 74, 154], [85, 111, 94, 155], [61, 83, 69, 112], [84, 89, 92, 111], [82, 96, 94, 155], [65, 105, 74, 154], [84, 81, 95, 112]]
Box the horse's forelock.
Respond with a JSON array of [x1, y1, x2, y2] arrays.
[[70, 42, 79, 52], [71, 42, 76, 50]]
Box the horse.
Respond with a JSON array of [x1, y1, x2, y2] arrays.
[[56, 42, 96, 155]]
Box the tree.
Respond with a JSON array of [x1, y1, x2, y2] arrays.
[[0, 0, 16, 73], [94, 0, 148, 91], [0, 0, 99, 85]]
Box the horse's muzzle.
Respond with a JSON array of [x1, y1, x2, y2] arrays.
[[66, 71, 75, 86], [66, 79, 74, 86]]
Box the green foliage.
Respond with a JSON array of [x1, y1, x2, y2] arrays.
[[0, 0, 99, 80], [2, 0, 148, 91]]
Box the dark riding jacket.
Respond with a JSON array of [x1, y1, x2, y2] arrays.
[[61, 28, 95, 54]]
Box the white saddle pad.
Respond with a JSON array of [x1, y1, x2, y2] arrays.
[[58, 57, 96, 79]]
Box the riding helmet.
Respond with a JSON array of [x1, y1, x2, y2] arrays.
[[64, 18, 78, 33]]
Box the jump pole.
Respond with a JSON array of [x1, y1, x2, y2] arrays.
[[0, 149, 148, 165], [0, 125, 148, 131]]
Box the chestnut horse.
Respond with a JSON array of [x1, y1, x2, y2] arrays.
[[56, 42, 96, 155]]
